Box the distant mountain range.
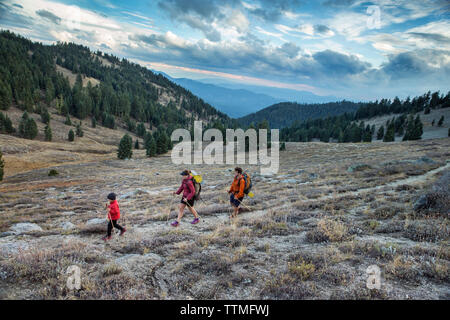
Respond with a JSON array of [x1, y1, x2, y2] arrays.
[[154, 71, 339, 118], [166, 77, 279, 118]]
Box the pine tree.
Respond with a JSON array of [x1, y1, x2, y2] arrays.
[[65, 115, 72, 125], [135, 139, 139, 150], [156, 131, 169, 154], [362, 124, 372, 142], [413, 115, 423, 139], [279, 142, 286, 151], [362, 130, 372, 142], [91, 117, 96, 128], [338, 129, 344, 143], [68, 129, 75, 141], [431, 119, 435, 126], [137, 123, 146, 137], [397, 124, 404, 136], [126, 118, 136, 133], [402, 115, 415, 141], [44, 124, 52, 141], [24, 118, 38, 140], [448, 128, 450, 137], [18, 111, 29, 136], [76, 122, 83, 137], [0, 80, 12, 110], [377, 126, 384, 140], [383, 123, 395, 142], [0, 150, 4, 181], [118, 134, 133, 159], [19, 112, 37, 139], [424, 106, 430, 114], [437, 116, 444, 127], [45, 78, 55, 104], [0, 112, 15, 134], [144, 132, 156, 157], [41, 107, 50, 124]]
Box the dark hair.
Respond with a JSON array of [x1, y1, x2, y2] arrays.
[[234, 167, 242, 174], [181, 169, 191, 176], [107, 193, 116, 200]]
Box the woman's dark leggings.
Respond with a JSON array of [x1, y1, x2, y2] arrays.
[[107, 219, 124, 236]]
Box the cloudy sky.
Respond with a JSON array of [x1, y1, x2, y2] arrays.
[[0, 0, 449, 100]]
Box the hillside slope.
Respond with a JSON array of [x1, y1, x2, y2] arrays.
[[0, 31, 234, 133], [362, 107, 450, 141], [0, 105, 149, 178], [239, 101, 362, 128]]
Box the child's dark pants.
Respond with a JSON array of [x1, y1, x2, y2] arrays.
[[107, 219, 124, 236]]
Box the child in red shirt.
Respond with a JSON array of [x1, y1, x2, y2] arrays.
[[102, 193, 126, 241]]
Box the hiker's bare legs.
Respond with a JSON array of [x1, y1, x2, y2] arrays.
[[187, 206, 199, 219], [177, 203, 186, 222], [231, 205, 239, 218]]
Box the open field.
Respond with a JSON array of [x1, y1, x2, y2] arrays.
[[0, 134, 449, 299]]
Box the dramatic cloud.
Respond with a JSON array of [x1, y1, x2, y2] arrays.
[[380, 49, 450, 79], [313, 50, 371, 76], [36, 9, 61, 25], [247, 0, 301, 22], [157, 0, 228, 41], [0, 0, 448, 100]]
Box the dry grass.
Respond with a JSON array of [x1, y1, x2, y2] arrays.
[[0, 121, 449, 299]]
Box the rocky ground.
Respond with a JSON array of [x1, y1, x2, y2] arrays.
[[0, 138, 449, 300]]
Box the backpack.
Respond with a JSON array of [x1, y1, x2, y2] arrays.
[[190, 171, 202, 200], [241, 172, 252, 195]]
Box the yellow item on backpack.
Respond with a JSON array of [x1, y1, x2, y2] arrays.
[[248, 191, 254, 198], [190, 170, 202, 183]]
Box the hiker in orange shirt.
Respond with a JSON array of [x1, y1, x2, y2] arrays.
[[228, 167, 245, 218]]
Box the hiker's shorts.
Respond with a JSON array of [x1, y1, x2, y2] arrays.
[[230, 194, 244, 207], [181, 197, 195, 207]]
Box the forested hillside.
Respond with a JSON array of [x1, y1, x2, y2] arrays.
[[0, 31, 234, 136], [238, 101, 362, 128], [280, 91, 450, 143]]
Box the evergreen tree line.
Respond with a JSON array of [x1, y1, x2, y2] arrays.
[[118, 125, 173, 159], [281, 90, 449, 143]]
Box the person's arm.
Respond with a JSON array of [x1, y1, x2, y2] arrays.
[[236, 178, 245, 199], [228, 179, 234, 193], [175, 184, 183, 195], [186, 180, 195, 200]]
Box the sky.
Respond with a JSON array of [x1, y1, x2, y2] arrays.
[[0, 0, 449, 101]]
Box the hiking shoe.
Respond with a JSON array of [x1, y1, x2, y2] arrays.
[[191, 217, 200, 225], [171, 220, 179, 227], [120, 228, 127, 236], [102, 235, 112, 241]]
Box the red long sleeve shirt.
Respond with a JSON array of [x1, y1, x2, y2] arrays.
[[176, 176, 195, 200], [107, 200, 120, 220]]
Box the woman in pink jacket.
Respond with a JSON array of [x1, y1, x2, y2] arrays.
[[171, 170, 200, 227]]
